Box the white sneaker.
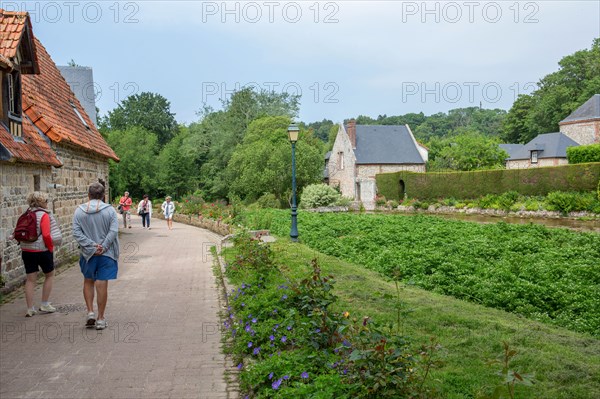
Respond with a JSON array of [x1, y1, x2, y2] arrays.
[[25, 309, 37, 317], [96, 319, 107, 330], [39, 303, 56, 313]]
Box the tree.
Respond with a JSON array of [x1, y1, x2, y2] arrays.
[[427, 130, 508, 171], [105, 92, 178, 147], [225, 116, 323, 204], [503, 39, 600, 143], [193, 88, 300, 200], [156, 127, 198, 198], [107, 127, 159, 199]]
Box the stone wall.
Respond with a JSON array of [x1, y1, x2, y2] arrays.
[[358, 164, 425, 210], [328, 125, 356, 199], [559, 119, 600, 145], [172, 214, 233, 236], [1, 163, 53, 285], [506, 157, 568, 169], [1, 142, 110, 290]]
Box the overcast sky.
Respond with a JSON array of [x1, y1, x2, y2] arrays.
[[5, 0, 599, 124]]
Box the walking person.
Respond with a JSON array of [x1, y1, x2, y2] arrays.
[[14, 192, 62, 317], [118, 191, 133, 229], [137, 194, 152, 229], [161, 196, 175, 230], [73, 182, 119, 330]]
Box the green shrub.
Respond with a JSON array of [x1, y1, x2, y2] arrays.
[[300, 184, 341, 208], [567, 144, 600, 164], [254, 192, 281, 209], [376, 163, 600, 200], [336, 196, 353, 207], [545, 191, 596, 214]]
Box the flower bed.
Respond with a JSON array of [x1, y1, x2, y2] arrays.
[[222, 234, 436, 398]]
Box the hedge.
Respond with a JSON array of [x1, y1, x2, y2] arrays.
[[376, 162, 600, 200], [567, 144, 600, 164]]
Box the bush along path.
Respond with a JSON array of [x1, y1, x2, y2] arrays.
[[221, 234, 444, 398]]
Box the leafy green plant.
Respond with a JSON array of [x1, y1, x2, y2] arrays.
[[254, 192, 281, 209], [481, 342, 534, 399], [300, 183, 341, 208]]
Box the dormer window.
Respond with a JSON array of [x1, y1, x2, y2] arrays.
[[531, 150, 538, 164], [2, 71, 23, 137]]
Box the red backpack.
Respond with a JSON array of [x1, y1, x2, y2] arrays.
[[13, 209, 41, 243]]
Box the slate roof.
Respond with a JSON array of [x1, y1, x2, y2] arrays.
[[353, 125, 424, 164], [499, 144, 524, 160], [506, 132, 579, 160], [560, 94, 600, 123], [0, 10, 118, 165]]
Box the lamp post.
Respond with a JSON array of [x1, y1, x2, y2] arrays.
[[288, 123, 299, 242]]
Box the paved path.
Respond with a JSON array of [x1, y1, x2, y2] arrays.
[[0, 216, 235, 399]]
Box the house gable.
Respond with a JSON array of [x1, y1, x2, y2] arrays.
[[559, 94, 600, 145]]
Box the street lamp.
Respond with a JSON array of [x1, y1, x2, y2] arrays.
[[288, 123, 299, 242]]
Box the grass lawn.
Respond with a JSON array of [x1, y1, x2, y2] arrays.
[[247, 239, 600, 398]]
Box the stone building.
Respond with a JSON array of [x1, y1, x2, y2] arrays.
[[559, 94, 600, 145], [1, 10, 118, 289], [502, 133, 579, 169], [502, 94, 599, 169], [326, 120, 427, 209]]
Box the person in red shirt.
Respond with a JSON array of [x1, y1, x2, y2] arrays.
[[18, 192, 62, 317], [118, 191, 133, 228]]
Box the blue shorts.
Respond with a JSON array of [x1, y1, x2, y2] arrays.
[[79, 255, 118, 281]]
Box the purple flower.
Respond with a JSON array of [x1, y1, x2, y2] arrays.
[[287, 325, 292, 331], [281, 336, 287, 343], [343, 368, 348, 375], [252, 318, 257, 323], [253, 347, 260, 355], [281, 294, 288, 300], [283, 375, 289, 380], [237, 363, 243, 370], [268, 372, 274, 380], [272, 378, 283, 390], [315, 328, 321, 333], [301, 371, 309, 379], [248, 341, 253, 348], [245, 325, 251, 332], [241, 303, 245, 307], [269, 335, 275, 341]]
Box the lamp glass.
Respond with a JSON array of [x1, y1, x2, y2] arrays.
[[287, 125, 299, 143]]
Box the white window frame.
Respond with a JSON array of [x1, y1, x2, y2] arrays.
[[531, 150, 538, 164]]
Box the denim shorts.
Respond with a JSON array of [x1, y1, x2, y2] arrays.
[[80, 255, 118, 281]]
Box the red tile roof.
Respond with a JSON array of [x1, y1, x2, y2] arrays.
[[0, 10, 29, 59], [22, 38, 118, 161], [0, 9, 118, 166]]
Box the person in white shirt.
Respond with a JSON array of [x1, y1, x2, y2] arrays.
[[161, 196, 175, 230]]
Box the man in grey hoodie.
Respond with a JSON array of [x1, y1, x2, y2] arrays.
[[73, 182, 120, 330]]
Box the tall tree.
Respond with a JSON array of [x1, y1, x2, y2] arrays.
[[107, 127, 159, 199], [106, 92, 178, 147], [193, 88, 300, 200], [226, 116, 323, 204]]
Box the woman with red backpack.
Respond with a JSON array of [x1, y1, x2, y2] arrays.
[[13, 192, 62, 317]]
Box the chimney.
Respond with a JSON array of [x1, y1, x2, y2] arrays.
[[346, 119, 356, 148]]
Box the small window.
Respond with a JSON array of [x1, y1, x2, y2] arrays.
[[338, 151, 344, 170], [34, 175, 41, 191], [531, 150, 538, 164], [70, 101, 90, 130], [6, 72, 23, 137]]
